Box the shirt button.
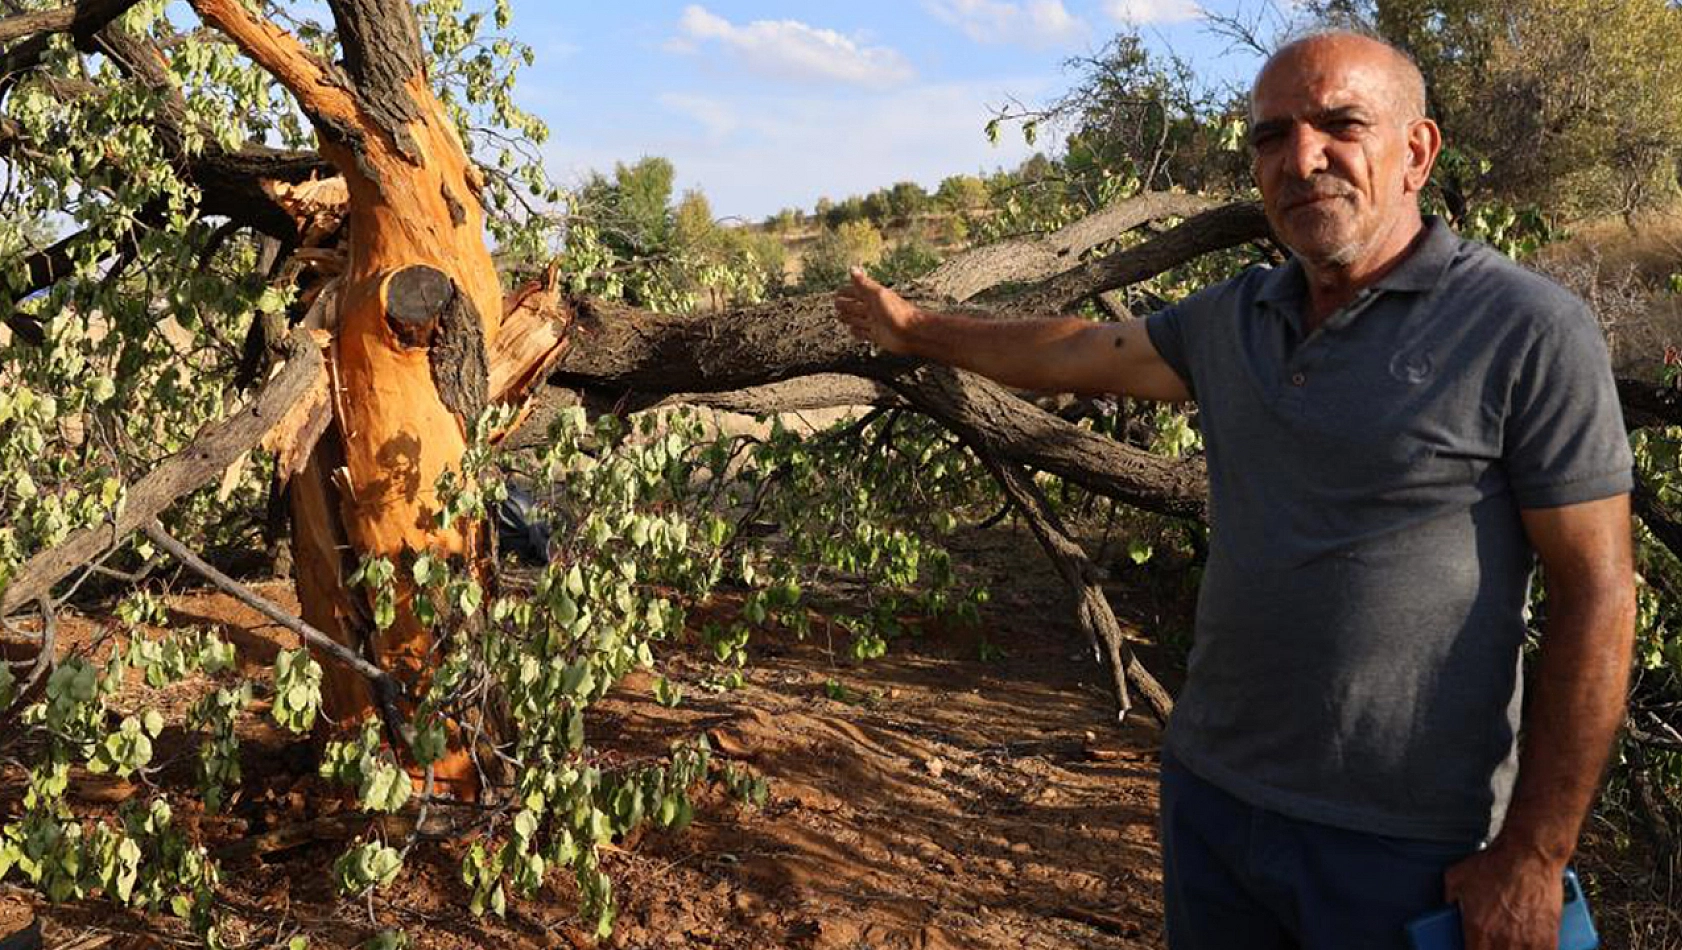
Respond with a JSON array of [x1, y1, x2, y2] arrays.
[[1290, 372, 1306, 386]]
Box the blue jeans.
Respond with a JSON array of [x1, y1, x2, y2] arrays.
[[1160, 752, 1482, 950]]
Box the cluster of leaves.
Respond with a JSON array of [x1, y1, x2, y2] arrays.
[[0, 594, 335, 946], [200, 397, 989, 938], [1611, 427, 1682, 841]]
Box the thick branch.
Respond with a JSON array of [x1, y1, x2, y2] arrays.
[[324, 0, 424, 159], [885, 365, 1209, 520], [1004, 201, 1272, 314], [0, 0, 143, 89], [914, 191, 1220, 303], [550, 293, 1209, 521], [553, 293, 892, 393], [510, 375, 898, 451], [0, 330, 324, 615], [0, 0, 138, 44]]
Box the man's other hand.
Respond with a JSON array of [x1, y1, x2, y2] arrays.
[[834, 267, 919, 355], [1443, 843, 1564, 950]]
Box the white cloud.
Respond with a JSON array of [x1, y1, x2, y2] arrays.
[[668, 5, 914, 90], [926, 0, 1089, 48], [1102, 0, 1203, 25], [657, 93, 739, 142], [542, 79, 1051, 221]]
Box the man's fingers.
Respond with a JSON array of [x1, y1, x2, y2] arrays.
[[849, 266, 883, 292]]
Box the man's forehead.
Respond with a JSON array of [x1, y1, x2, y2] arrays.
[[1253, 46, 1398, 119]]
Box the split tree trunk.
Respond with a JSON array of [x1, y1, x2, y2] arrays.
[[188, 0, 507, 790]]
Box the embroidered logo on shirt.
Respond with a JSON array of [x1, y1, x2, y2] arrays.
[[1389, 349, 1433, 384]]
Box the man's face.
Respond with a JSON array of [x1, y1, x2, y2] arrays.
[[1249, 39, 1433, 271]]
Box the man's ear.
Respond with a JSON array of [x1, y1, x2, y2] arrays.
[[1404, 118, 1442, 195]]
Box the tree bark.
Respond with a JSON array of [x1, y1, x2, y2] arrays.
[[912, 191, 1220, 303], [188, 0, 503, 792]]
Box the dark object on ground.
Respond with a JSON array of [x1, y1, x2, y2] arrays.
[[495, 484, 551, 566], [0, 920, 41, 950]]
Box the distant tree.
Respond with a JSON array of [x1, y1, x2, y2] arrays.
[[799, 220, 885, 292], [861, 189, 893, 226], [886, 181, 931, 224], [673, 189, 720, 256], [764, 207, 803, 232], [990, 31, 1249, 206], [612, 156, 677, 250], [870, 238, 943, 286], [935, 175, 990, 213], [823, 195, 869, 230], [574, 156, 678, 259]]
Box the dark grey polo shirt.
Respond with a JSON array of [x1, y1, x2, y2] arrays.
[[1146, 217, 1633, 841]]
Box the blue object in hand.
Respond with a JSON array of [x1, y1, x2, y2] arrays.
[[1405, 868, 1598, 950]]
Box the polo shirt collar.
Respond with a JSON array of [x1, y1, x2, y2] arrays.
[[1257, 215, 1458, 306]]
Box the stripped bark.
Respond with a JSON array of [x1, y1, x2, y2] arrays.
[[186, 0, 506, 793]]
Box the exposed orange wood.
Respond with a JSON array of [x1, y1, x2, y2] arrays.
[[206, 2, 505, 795], [489, 270, 574, 408]]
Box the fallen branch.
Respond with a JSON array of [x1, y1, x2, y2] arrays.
[[138, 520, 398, 693], [979, 454, 1173, 724], [913, 191, 1220, 303], [886, 364, 1209, 521], [0, 329, 324, 615], [1003, 201, 1271, 314], [139, 519, 410, 747]]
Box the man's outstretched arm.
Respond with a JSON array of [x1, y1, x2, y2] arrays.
[[1445, 493, 1636, 950], [833, 268, 1191, 402]]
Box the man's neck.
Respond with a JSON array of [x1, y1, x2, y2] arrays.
[[1300, 215, 1428, 334]]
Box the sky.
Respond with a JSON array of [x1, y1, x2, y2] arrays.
[[506, 1, 1294, 222]]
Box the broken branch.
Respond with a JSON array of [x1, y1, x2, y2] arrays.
[[0, 329, 324, 614], [913, 191, 1220, 303]]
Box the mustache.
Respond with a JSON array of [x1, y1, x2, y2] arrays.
[[1277, 178, 1356, 207]]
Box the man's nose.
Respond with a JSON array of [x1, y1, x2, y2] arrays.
[[1281, 125, 1329, 179]]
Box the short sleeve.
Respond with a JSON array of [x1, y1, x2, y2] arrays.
[[1503, 306, 1633, 509], [1145, 303, 1196, 398]]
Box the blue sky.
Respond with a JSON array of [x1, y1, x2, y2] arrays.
[[505, 2, 1293, 221]]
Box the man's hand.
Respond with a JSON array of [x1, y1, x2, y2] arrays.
[[833, 267, 920, 355], [1443, 842, 1564, 950]]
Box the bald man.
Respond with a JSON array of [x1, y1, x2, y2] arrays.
[[835, 30, 1634, 950]]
